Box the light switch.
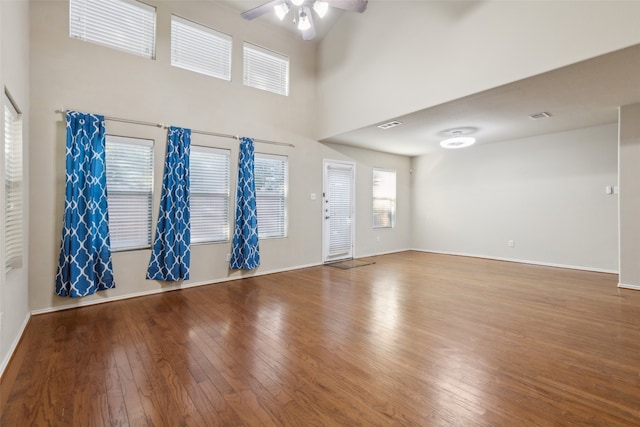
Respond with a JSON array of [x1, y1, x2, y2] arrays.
[[605, 186, 613, 194], [310, 193, 317, 200]]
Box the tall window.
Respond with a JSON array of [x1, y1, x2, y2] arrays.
[[255, 154, 288, 239], [372, 168, 396, 229], [69, 0, 156, 59], [4, 96, 23, 270], [105, 135, 153, 251], [171, 15, 232, 80], [190, 146, 230, 244], [243, 42, 290, 96]]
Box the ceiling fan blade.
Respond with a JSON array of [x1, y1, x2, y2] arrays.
[[241, 0, 281, 20], [326, 0, 368, 13]]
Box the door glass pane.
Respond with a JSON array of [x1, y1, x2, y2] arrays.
[[327, 165, 353, 258]]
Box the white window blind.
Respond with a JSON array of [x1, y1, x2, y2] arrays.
[[255, 154, 288, 239], [4, 98, 23, 271], [69, 0, 156, 59], [372, 168, 396, 229], [171, 15, 232, 81], [243, 42, 289, 96], [191, 146, 230, 244], [105, 135, 153, 251], [328, 165, 353, 256]]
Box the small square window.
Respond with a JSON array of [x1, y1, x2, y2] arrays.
[[69, 0, 156, 59], [243, 42, 290, 96], [171, 16, 232, 81]]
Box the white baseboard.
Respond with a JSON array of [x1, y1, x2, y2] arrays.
[[618, 282, 640, 291], [356, 248, 413, 259], [0, 312, 31, 379], [411, 248, 619, 274], [31, 261, 323, 316], [31, 286, 178, 315], [31, 249, 618, 318], [180, 261, 323, 290]]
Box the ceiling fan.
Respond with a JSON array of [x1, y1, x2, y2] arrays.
[[241, 0, 368, 40]]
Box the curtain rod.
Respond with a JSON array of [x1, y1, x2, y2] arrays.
[[56, 109, 295, 148]]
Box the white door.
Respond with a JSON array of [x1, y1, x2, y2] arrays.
[[323, 160, 355, 263]]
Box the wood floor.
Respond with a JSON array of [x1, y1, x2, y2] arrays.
[[2, 251, 640, 426]]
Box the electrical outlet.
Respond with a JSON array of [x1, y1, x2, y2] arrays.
[[225, 253, 231, 261], [508, 240, 515, 248]]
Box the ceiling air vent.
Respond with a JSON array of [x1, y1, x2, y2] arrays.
[[528, 112, 552, 120], [377, 120, 403, 130]]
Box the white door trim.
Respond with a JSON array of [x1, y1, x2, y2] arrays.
[[322, 159, 356, 263]]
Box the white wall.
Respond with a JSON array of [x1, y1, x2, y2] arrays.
[[317, 0, 640, 140], [411, 124, 619, 272], [16, 0, 632, 375], [321, 143, 411, 257], [29, 0, 325, 313], [1, 0, 30, 376], [28, 0, 412, 314], [619, 103, 640, 288]]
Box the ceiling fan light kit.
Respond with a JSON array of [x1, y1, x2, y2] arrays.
[[241, 0, 368, 40], [297, 8, 312, 31], [274, 2, 290, 20], [313, 0, 329, 18]]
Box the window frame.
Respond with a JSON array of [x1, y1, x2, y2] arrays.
[[170, 15, 233, 81], [243, 42, 290, 96], [190, 145, 231, 245], [372, 168, 396, 229], [4, 93, 23, 271], [69, 0, 157, 59], [105, 134, 154, 252], [254, 153, 288, 239]]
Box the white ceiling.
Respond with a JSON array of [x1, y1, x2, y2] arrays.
[[325, 43, 640, 156], [223, 1, 640, 157]]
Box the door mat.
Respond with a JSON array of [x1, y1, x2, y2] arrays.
[[326, 259, 376, 269]]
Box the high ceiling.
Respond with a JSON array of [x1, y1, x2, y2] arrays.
[[222, 0, 344, 40], [223, 1, 640, 157]]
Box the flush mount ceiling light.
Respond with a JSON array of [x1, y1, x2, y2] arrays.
[[241, 0, 368, 40], [440, 130, 476, 149]]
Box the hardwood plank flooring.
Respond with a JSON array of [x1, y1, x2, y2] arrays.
[[2, 251, 640, 426]]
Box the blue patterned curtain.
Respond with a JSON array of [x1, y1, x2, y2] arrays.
[[56, 111, 115, 297], [147, 126, 191, 281], [230, 137, 260, 270]]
